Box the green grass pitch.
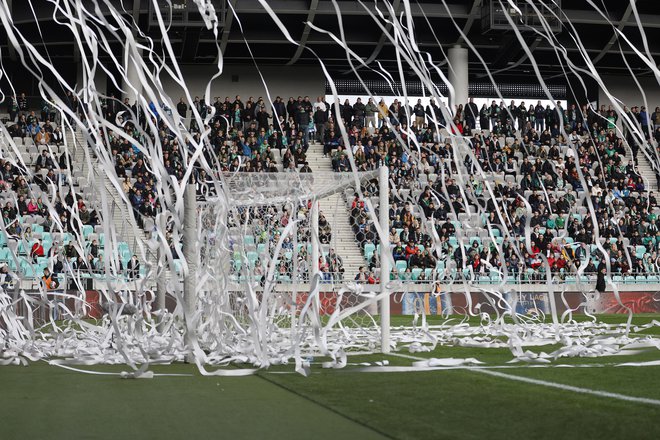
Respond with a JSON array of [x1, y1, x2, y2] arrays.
[[1, 314, 660, 440]]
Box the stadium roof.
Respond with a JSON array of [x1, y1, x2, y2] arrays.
[[1, 0, 659, 83]]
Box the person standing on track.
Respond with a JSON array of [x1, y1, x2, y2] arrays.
[[595, 261, 607, 294]]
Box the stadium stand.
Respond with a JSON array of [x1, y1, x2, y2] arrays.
[[4, 93, 660, 286]]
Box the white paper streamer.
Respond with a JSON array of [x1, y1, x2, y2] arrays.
[[0, 0, 658, 378]]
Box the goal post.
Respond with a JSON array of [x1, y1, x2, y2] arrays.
[[183, 183, 198, 362], [379, 165, 391, 353]]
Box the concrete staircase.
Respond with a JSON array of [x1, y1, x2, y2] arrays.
[[305, 142, 366, 280], [64, 127, 154, 272], [635, 149, 658, 192]]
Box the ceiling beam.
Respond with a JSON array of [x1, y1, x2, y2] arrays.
[[286, 0, 319, 66], [476, 36, 541, 79], [457, 0, 482, 45], [220, 0, 240, 54], [6, 4, 660, 29], [131, 0, 140, 38], [591, 3, 634, 65], [563, 10, 660, 28], [342, 0, 401, 75], [6, 0, 16, 61], [533, 45, 660, 57], [231, 0, 470, 18], [182, 27, 201, 62]]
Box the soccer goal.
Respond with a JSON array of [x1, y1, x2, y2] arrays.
[[185, 166, 395, 369]]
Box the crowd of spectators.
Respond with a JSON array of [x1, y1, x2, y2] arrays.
[[99, 91, 387, 283], [7, 91, 660, 285], [1, 94, 116, 286], [319, 96, 660, 282], [92, 93, 341, 280], [83, 92, 660, 283]]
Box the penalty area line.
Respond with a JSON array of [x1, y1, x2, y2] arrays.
[[388, 353, 660, 407]]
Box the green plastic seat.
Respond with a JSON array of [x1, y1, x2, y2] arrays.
[[82, 225, 94, 239], [6, 258, 17, 271], [232, 257, 242, 271], [364, 243, 376, 260], [247, 251, 258, 268], [0, 247, 11, 262], [19, 258, 35, 278]]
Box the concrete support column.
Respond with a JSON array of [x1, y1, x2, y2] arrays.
[[122, 47, 143, 104], [94, 69, 108, 96], [448, 45, 469, 112]]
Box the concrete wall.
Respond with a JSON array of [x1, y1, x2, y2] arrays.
[[598, 75, 660, 110], [159, 64, 326, 104]]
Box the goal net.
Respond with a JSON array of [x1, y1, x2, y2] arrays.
[[190, 170, 388, 370]]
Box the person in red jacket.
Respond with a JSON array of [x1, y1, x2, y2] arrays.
[[31, 239, 45, 263], [530, 241, 541, 255], [404, 241, 418, 260]]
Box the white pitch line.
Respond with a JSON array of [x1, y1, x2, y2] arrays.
[[389, 352, 429, 361], [387, 353, 660, 407], [472, 369, 660, 407]]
